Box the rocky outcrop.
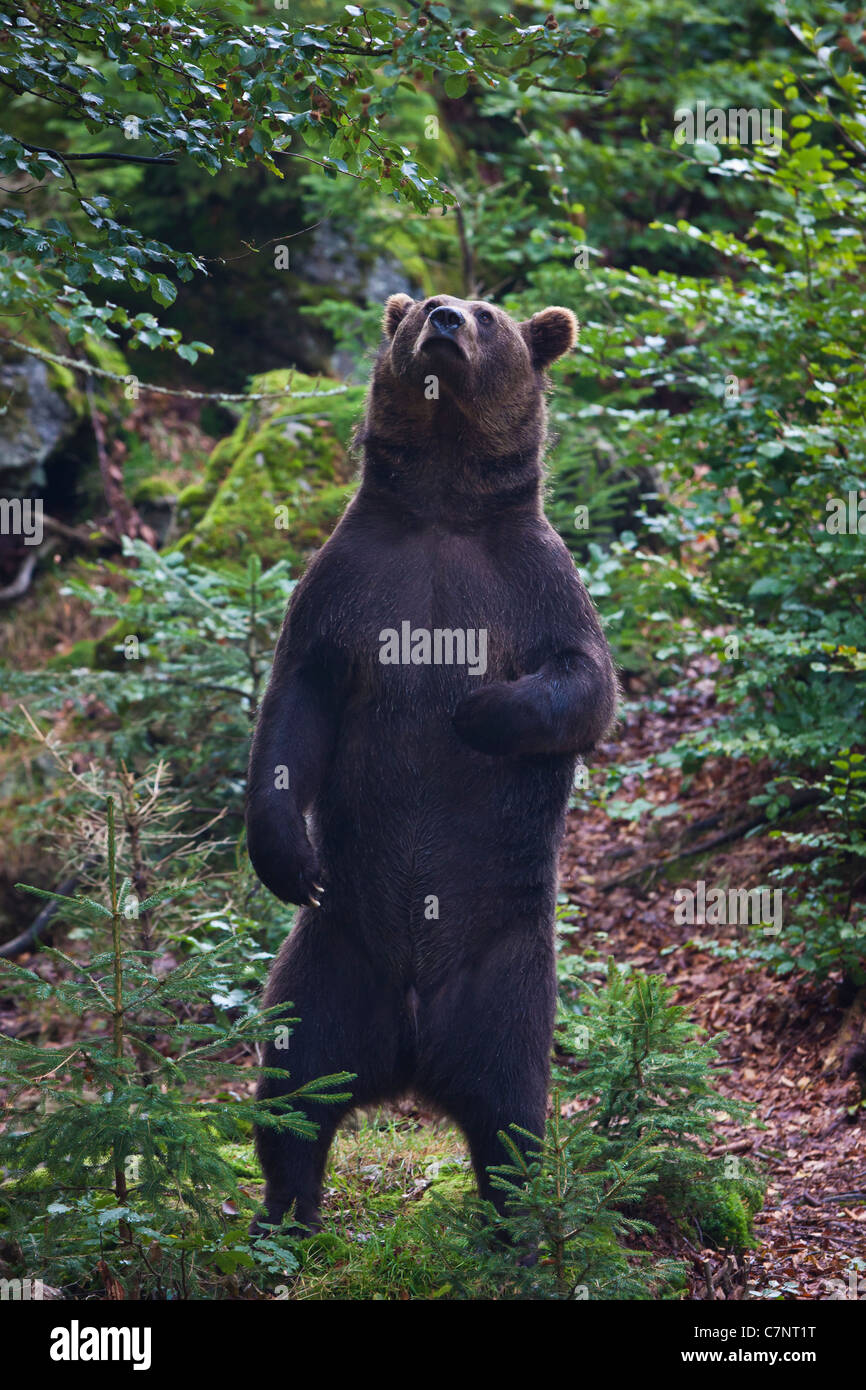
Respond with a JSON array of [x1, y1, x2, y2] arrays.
[[0, 351, 78, 497]]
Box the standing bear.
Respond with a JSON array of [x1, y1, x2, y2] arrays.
[[246, 293, 617, 1232]]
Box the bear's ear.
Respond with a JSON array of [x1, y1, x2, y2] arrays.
[[522, 306, 578, 370], [383, 293, 415, 339]]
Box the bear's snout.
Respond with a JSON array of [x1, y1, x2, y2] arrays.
[[416, 301, 474, 367], [428, 304, 465, 337]]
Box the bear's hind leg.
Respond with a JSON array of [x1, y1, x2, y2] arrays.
[[253, 1082, 347, 1235], [417, 926, 555, 1218], [252, 913, 404, 1235]]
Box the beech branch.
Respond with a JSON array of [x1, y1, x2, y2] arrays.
[[22, 143, 176, 166]]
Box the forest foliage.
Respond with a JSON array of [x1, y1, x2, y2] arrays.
[[0, 0, 864, 1299]]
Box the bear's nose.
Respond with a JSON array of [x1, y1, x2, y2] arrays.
[[429, 305, 465, 336]]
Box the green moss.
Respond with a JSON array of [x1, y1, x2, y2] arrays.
[[47, 637, 99, 671], [175, 481, 213, 530], [49, 372, 367, 676], [245, 372, 364, 450], [132, 474, 177, 505], [35, 329, 128, 415], [48, 617, 142, 673], [205, 425, 248, 485], [173, 371, 366, 571]]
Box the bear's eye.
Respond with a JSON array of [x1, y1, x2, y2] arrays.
[[475, 309, 494, 326]]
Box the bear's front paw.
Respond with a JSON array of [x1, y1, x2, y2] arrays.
[[273, 846, 325, 910], [247, 814, 324, 908], [452, 682, 541, 756]]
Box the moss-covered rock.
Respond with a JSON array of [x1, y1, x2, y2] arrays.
[[173, 370, 366, 571], [48, 637, 100, 671], [131, 473, 177, 545], [132, 473, 178, 506], [48, 371, 368, 673]]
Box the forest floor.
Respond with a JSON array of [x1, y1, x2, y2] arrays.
[[560, 684, 866, 1301]]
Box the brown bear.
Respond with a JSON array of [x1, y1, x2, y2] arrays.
[[246, 293, 617, 1232]]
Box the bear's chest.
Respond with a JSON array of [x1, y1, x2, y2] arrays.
[[333, 528, 538, 687]]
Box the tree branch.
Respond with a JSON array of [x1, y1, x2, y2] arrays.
[[0, 876, 78, 959], [21, 143, 176, 167]]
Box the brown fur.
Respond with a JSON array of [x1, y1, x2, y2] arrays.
[[247, 294, 616, 1234]]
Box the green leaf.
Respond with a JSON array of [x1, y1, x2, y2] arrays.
[[151, 275, 177, 308], [444, 73, 468, 98]]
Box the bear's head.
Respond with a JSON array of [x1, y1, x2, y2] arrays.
[[359, 294, 577, 497]]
